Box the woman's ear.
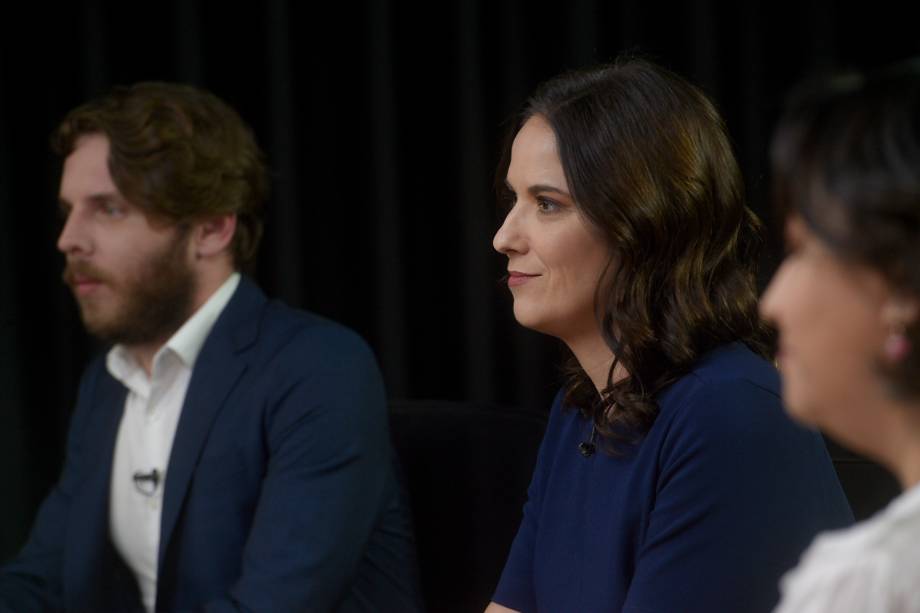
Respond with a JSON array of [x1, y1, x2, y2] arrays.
[[881, 293, 920, 329], [881, 292, 919, 364]]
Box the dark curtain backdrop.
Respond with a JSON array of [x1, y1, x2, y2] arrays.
[[1, 0, 918, 559]]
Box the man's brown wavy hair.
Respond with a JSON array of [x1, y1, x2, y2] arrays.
[[52, 81, 268, 272], [497, 57, 772, 449]]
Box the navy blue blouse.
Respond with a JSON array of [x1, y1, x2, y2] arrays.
[[493, 343, 853, 613]]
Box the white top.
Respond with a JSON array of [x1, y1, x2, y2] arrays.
[[107, 273, 240, 613], [775, 481, 920, 613]]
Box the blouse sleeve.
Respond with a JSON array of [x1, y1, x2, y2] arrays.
[[621, 378, 851, 613], [775, 552, 900, 613], [490, 392, 563, 613]]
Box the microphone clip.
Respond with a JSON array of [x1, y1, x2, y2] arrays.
[[578, 424, 598, 457]]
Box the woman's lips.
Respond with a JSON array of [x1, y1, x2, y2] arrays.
[[507, 271, 540, 287]]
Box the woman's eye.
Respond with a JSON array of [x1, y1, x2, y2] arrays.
[[537, 198, 560, 213]]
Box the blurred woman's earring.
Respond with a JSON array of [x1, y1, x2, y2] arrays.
[[884, 323, 911, 364]]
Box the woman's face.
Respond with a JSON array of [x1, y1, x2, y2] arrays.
[[760, 215, 895, 441], [493, 115, 610, 343]]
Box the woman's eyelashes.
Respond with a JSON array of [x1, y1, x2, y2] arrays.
[[501, 184, 569, 216], [536, 196, 563, 214]]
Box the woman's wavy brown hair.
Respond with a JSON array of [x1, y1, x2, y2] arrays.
[[52, 81, 268, 272], [497, 57, 772, 449], [771, 61, 920, 399]]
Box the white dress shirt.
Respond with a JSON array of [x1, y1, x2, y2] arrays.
[[775, 481, 920, 613], [107, 273, 240, 613]]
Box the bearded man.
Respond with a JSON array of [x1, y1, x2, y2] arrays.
[[0, 82, 421, 613]]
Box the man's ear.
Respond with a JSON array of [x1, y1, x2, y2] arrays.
[[193, 214, 237, 259]]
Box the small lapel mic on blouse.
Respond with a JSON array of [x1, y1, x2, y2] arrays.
[[579, 425, 597, 457]]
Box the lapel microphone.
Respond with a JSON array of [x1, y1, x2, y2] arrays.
[[579, 425, 597, 457], [133, 469, 161, 496]]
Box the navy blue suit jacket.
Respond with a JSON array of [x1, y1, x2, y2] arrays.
[[0, 277, 422, 612]]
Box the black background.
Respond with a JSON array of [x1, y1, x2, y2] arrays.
[[1, 0, 916, 561]]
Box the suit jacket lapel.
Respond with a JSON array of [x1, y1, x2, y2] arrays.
[[157, 277, 264, 571], [64, 368, 127, 606]]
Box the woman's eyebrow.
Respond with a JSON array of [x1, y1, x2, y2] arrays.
[[504, 178, 571, 198], [526, 184, 571, 198]]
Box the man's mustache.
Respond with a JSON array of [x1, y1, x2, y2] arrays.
[[62, 260, 112, 288]]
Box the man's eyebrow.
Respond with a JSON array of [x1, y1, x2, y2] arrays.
[[86, 192, 122, 203]]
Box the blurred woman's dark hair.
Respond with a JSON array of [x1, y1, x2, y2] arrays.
[[771, 59, 920, 397], [496, 57, 772, 449]]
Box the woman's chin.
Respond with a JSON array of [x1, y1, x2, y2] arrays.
[[779, 382, 828, 431], [512, 304, 546, 332]]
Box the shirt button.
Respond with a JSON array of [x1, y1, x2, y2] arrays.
[[149, 497, 161, 511]]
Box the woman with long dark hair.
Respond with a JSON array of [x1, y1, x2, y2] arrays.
[[764, 62, 920, 612], [486, 58, 852, 613]]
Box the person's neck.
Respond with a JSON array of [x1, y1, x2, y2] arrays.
[[564, 329, 628, 393], [126, 268, 235, 376], [879, 399, 920, 490]]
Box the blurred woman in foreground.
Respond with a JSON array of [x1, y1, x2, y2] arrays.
[[764, 62, 920, 612]]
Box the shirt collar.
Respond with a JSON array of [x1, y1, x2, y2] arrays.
[[106, 273, 241, 389], [165, 272, 240, 368]]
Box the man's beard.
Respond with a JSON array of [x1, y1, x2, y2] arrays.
[[63, 232, 197, 347]]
